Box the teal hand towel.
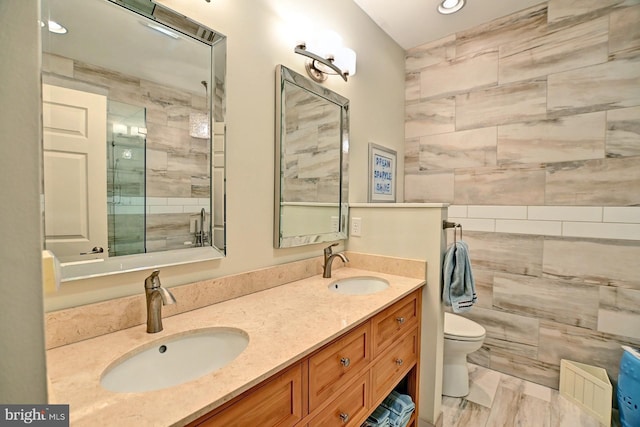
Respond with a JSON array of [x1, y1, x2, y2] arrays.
[[381, 391, 415, 427], [442, 240, 477, 313], [365, 405, 391, 426]]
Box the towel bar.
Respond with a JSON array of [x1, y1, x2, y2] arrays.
[[443, 220, 463, 242]]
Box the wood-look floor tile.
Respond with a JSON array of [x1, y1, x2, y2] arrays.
[[442, 396, 491, 427]]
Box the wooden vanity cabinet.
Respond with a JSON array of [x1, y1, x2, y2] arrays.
[[308, 321, 371, 411], [188, 288, 422, 427], [191, 362, 304, 427]]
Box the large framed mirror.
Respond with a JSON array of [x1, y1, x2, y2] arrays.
[[274, 65, 349, 248], [40, 0, 226, 280]]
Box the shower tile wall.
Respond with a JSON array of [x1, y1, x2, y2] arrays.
[[404, 0, 640, 388], [43, 54, 213, 251]]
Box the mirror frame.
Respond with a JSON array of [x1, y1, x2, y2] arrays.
[[274, 64, 349, 248], [41, 0, 227, 281]]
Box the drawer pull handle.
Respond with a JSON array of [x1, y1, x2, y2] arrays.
[[396, 358, 404, 366], [340, 357, 351, 367], [339, 412, 350, 423], [396, 317, 406, 324]]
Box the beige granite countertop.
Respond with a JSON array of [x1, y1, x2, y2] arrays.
[[46, 268, 425, 426]]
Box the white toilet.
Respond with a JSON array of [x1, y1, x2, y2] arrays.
[[443, 312, 486, 397]]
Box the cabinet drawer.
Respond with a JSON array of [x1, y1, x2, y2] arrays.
[[371, 291, 420, 357], [371, 328, 418, 400], [194, 363, 303, 427], [308, 321, 371, 411], [308, 371, 370, 427]]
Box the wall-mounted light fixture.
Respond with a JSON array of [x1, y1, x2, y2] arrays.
[[437, 0, 465, 14], [294, 30, 356, 82], [189, 81, 210, 139]]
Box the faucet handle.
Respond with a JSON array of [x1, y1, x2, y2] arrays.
[[324, 242, 339, 256], [144, 269, 161, 290]]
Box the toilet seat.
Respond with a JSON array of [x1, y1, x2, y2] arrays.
[[444, 312, 486, 341]]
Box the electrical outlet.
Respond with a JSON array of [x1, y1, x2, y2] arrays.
[[351, 217, 362, 237]]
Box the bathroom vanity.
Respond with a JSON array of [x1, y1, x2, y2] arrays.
[[45, 268, 425, 426], [189, 289, 421, 426]]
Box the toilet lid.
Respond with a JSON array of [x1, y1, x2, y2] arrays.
[[444, 312, 486, 340]]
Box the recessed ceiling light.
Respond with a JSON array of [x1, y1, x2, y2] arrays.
[[438, 0, 465, 15], [47, 20, 67, 34]]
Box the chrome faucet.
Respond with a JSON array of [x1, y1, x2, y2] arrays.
[[323, 243, 349, 278], [195, 208, 209, 247], [144, 269, 176, 333]]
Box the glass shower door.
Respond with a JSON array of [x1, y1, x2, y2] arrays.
[[107, 100, 146, 257]]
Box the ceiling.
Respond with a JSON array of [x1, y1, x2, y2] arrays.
[[353, 0, 544, 49]]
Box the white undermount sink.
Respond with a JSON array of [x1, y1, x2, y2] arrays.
[[328, 276, 390, 295], [100, 328, 249, 393]]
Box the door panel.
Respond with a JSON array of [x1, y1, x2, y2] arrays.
[[43, 84, 108, 262]]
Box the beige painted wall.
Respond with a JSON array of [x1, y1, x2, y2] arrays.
[[0, 0, 48, 403], [347, 204, 447, 426], [44, 0, 406, 310]]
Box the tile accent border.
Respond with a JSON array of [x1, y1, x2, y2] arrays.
[[448, 205, 640, 240]]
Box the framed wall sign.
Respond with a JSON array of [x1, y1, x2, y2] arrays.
[[368, 143, 397, 202]]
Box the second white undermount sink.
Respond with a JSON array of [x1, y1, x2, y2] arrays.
[[328, 276, 390, 295], [100, 327, 249, 393]]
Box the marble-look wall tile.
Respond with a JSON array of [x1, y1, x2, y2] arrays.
[[483, 336, 538, 359], [405, 73, 420, 103], [456, 79, 547, 130], [456, 4, 548, 57], [493, 272, 599, 328], [146, 170, 192, 198], [454, 165, 546, 205], [404, 172, 454, 203], [609, 4, 640, 55], [543, 237, 640, 289], [545, 157, 640, 205], [167, 152, 208, 177], [420, 49, 498, 99], [497, 112, 606, 164], [464, 306, 540, 346], [538, 319, 640, 381], [547, 0, 638, 25], [468, 345, 491, 367], [547, 55, 640, 114], [606, 106, 640, 157], [419, 126, 497, 170], [405, 34, 455, 72], [597, 287, 640, 339], [489, 350, 559, 388], [404, 138, 420, 174], [405, 97, 455, 138], [499, 17, 608, 84], [473, 267, 494, 309], [462, 231, 544, 277]]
